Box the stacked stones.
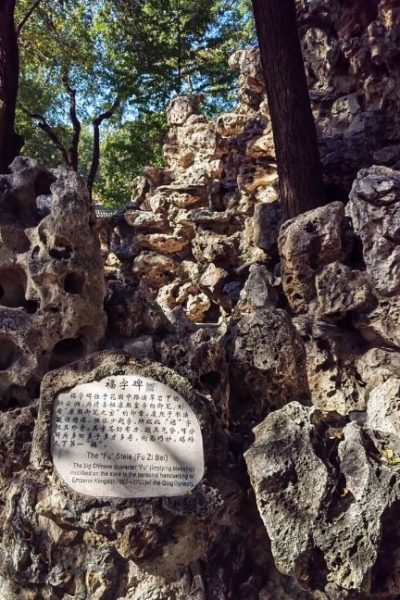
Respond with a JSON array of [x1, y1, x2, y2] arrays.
[[124, 48, 278, 324], [3, 1, 400, 598]]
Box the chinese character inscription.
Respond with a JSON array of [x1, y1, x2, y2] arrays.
[[51, 375, 204, 498]]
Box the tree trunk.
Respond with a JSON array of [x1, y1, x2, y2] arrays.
[[0, 0, 23, 173], [251, 0, 325, 220], [87, 120, 101, 201], [87, 99, 119, 201], [62, 75, 81, 171]]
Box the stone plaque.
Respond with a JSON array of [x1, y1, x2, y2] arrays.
[[51, 375, 204, 498]]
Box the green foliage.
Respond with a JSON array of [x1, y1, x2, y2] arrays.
[[94, 113, 167, 208], [15, 0, 255, 206]]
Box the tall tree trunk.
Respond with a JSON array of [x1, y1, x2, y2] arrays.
[[251, 0, 325, 220], [0, 0, 23, 173]]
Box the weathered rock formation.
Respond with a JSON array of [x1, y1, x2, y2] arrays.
[[3, 0, 400, 598], [0, 158, 106, 406], [298, 0, 400, 193], [121, 47, 276, 327]]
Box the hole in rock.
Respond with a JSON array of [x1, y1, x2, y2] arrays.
[[0, 336, 20, 370], [309, 253, 319, 270], [364, 0, 379, 25], [31, 245, 40, 259], [201, 302, 221, 324], [371, 500, 400, 595], [51, 307, 59, 313], [26, 377, 41, 400], [345, 233, 366, 270], [64, 273, 85, 294], [24, 300, 39, 314], [45, 306, 59, 314], [200, 371, 221, 390], [297, 546, 328, 590], [0, 188, 44, 227], [0, 267, 27, 308], [38, 228, 47, 245], [49, 337, 85, 370], [34, 172, 56, 196], [49, 244, 72, 260], [0, 193, 24, 223], [2, 384, 32, 409], [304, 221, 316, 234]]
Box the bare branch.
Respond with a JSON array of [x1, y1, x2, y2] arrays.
[[87, 98, 120, 199], [20, 104, 70, 165], [17, 0, 42, 35], [62, 72, 81, 171], [92, 97, 121, 127]]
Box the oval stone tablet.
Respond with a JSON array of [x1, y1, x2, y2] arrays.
[[51, 375, 204, 498]]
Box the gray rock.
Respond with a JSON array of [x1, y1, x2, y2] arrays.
[[224, 308, 309, 427], [246, 402, 400, 598], [347, 166, 400, 295], [253, 202, 283, 255], [367, 378, 400, 435], [294, 316, 368, 414], [279, 202, 347, 313], [0, 159, 106, 404], [123, 335, 155, 360], [315, 261, 372, 319], [237, 264, 279, 312]]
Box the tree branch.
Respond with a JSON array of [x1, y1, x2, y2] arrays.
[[20, 104, 70, 165], [87, 98, 120, 199], [17, 0, 42, 35], [62, 72, 81, 171]]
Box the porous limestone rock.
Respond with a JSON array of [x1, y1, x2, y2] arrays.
[[297, 0, 400, 191], [367, 378, 400, 435], [294, 316, 368, 415], [224, 309, 309, 429], [356, 348, 400, 398], [347, 166, 400, 296], [118, 48, 278, 324], [253, 201, 282, 255], [0, 158, 106, 406], [236, 264, 279, 313], [0, 351, 268, 599], [246, 402, 400, 598], [315, 262, 372, 319], [278, 202, 348, 314], [347, 165, 400, 346], [6, 5, 400, 596], [157, 329, 228, 409]]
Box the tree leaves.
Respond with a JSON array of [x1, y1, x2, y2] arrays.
[[15, 0, 255, 205]]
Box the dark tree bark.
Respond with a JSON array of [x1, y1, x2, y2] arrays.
[[87, 99, 119, 200], [251, 0, 326, 220], [62, 74, 81, 171], [20, 106, 70, 165], [0, 0, 24, 173]]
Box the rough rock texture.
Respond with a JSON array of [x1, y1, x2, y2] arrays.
[[245, 165, 400, 595], [278, 201, 348, 314], [119, 47, 276, 327], [298, 0, 400, 193], [346, 165, 400, 347], [0, 352, 285, 600], [225, 307, 309, 431], [246, 402, 400, 599], [0, 158, 106, 407], [5, 1, 400, 597]]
